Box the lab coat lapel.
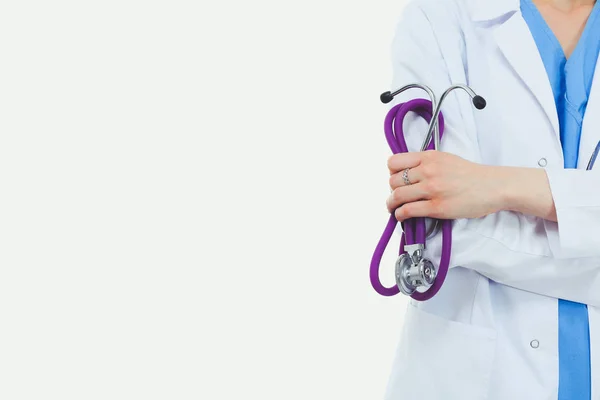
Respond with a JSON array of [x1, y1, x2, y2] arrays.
[[493, 13, 561, 144], [578, 55, 600, 169]]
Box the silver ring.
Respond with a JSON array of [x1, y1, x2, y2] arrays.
[[402, 168, 411, 185]]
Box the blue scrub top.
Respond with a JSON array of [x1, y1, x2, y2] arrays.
[[520, 0, 600, 397]]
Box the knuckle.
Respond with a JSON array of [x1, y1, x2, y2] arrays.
[[427, 179, 442, 194], [421, 163, 436, 178]]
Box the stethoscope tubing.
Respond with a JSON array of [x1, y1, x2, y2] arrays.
[[369, 98, 452, 300]]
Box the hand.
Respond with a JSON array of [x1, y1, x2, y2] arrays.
[[386, 151, 506, 222]]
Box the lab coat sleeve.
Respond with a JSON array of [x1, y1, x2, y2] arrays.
[[544, 168, 600, 258], [387, 1, 600, 306]]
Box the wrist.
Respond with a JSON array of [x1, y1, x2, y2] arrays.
[[489, 165, 519, 213], [489, 166, 552, 217]]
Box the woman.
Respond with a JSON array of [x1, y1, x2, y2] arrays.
[[383, 0, 600, 398]]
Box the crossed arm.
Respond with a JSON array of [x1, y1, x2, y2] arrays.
[[385, 151, 558, 223]]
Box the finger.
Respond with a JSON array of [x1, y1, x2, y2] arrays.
[[386, 183, 431, 213], [389, 165, 425, 190], [387, 153, 423, 175], [394, 200, 434, 221]]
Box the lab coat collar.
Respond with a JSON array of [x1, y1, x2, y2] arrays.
[[494, 13, 560, 144], [469, 0, 520, 21], [470, 0, 562, 147]]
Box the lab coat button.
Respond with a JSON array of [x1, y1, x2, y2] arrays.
[[530, 340, 539, 349], [538, 158, 547, 167]]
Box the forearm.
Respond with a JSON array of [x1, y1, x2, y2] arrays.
[[389, 151, 600, 257], [491, 166, 558, 222], [484, 165, 600, 258], [417, 218, 600, 306]]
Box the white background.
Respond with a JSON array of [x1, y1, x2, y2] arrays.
[[0, 0, 410, 398]]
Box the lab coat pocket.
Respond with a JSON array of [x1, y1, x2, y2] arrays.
[[384, 303, 497, 400]]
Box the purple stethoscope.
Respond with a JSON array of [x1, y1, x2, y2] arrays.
[[370, 83, 487, 301]]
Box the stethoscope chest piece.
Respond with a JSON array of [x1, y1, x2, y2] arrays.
[[395, 245, 437, 296]]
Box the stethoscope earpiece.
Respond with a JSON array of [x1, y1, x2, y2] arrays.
[[380, 91, 394, 104], [473, 95, 487, 110]]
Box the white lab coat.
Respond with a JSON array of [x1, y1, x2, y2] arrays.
[[384, 0, 600, 398]]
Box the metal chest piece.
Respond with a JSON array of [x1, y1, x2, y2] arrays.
[[395, 245, 437, 296]]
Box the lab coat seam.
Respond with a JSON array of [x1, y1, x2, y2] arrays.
[[482, 342, 497, 400], [468, 272, 482, 325], [417, 6, 451, 79], [420, 2, 481, 155]]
